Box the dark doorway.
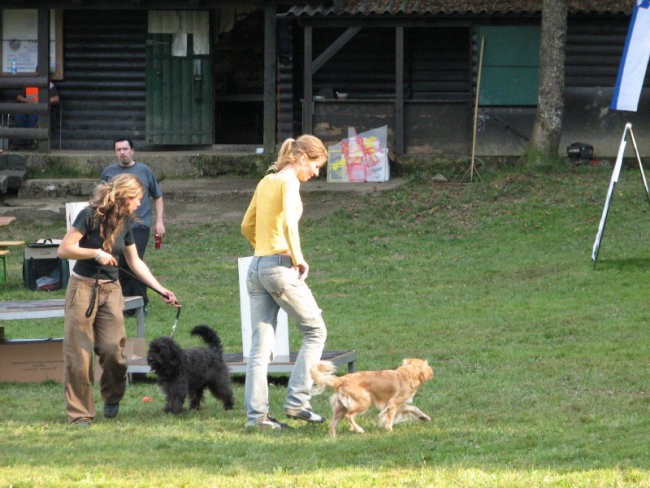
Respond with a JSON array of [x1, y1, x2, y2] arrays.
[[214, 11, 264, 144]]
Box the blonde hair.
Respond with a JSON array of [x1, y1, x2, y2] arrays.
[[268, 134, 328, 172], [89, 173, 143, 253]]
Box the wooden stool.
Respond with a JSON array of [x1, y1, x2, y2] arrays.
[[0, 241, 25, 284], [0, 249, 9, 283]]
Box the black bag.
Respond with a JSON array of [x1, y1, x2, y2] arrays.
[[566, 142, 594, 161], [23, 239, 70, 291]]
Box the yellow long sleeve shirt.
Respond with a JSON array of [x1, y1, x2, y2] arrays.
[[241, 171, 305, 266]]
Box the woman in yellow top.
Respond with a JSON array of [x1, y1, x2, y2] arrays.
[[241, 134, 328, 429]]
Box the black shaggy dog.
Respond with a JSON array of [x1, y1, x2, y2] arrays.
[[147, 325, 235, 414]]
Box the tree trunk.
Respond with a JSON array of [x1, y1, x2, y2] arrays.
[[525, 0, 568, 165]]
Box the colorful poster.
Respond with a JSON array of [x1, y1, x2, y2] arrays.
[[327, 126, 390, 183], [2, 9, 38, 73]]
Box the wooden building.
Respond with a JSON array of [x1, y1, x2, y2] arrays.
[[0, 1, 647, 158]]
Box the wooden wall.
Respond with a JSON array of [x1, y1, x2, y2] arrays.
[[59, 10, 148, 150]]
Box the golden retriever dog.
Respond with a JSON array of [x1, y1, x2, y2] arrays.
[[310, 358, 434, 437]]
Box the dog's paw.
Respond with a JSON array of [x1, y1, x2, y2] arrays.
[[163, 405, 183, 414]]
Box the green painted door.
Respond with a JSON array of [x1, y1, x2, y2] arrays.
[[146, 33, 213, 145], [476, 26, 541, 106]]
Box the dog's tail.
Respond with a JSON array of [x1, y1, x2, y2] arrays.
[[310, 361, 339, 395], [191, 325, 223, 352]]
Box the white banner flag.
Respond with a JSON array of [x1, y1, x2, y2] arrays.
[[611, 1, 650, 112]]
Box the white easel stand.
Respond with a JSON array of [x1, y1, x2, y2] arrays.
[[65, 201, 88, 270]]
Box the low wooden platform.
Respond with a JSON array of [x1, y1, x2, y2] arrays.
[[127, 349, 357, 376], [1, 297, 357, 378]]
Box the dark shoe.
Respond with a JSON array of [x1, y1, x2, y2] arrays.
[[104, 402, 120, 418], [285, 409, 326, 423], [70, 420, 91, 427]]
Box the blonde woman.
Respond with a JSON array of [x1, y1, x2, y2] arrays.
[[241, 134, 329, 429], [58, 174, 178, 426]]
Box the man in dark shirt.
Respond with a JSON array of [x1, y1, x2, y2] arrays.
[[100, 138, 165, 314]]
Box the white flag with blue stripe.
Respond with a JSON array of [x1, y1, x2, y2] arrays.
[[611, 1, 650, 112]]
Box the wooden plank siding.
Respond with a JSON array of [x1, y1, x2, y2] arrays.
[[293, 12, 649, 157], [277, 18, 297, 141], [59, 10, 147, 150], [304, 25, 471, 154], [564, 18, 628, 88], [477, 15, 633, 157]]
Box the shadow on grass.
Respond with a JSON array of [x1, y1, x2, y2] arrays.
[[591, 257, 650, 271]]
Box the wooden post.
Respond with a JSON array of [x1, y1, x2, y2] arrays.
[[302, 26, 313, 134], [263, 5, 277, 154], [395, 26, 404, 155], [469, 36, 485, 182], [37, 9, 51, 152]]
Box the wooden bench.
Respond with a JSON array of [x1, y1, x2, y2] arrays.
[[0, 295, 146, 338], [0, 216, 16, 226], [0, 296, 146, 381], [0, 240, 25, 283], [0, 249, 8, 282]]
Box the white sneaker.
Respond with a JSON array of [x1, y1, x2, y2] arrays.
[[249, 416, 289, 430], [285, 409, 326, 423]]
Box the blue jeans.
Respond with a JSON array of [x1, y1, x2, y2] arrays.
[[15, 113, 38, 128], [244, 255, 327, 425], [118, 224, 150, 307]]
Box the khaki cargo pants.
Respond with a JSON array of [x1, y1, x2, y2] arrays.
[[63, 275, 127, 423]]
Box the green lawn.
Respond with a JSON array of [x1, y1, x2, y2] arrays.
[[1, 168, 648, 487]]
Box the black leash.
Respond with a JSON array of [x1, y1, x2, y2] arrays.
[[85, 269, 117, 318], [84, 262, 181, 336], [115, 262, 182, 336], [84, 270, 100, 318]]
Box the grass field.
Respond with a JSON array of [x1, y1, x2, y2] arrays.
[[1, 167, 649, 487]]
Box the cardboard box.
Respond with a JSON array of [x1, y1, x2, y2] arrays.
[[94, 337, 148, 382], [0, 338, 64, 383], [0, 337, 148, 384]]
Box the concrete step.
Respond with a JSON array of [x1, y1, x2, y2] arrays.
[[0, 153, 27, 171], [0, 149, 265, 180], [0, 169, 26, 194], [17, 178, 96, 199]]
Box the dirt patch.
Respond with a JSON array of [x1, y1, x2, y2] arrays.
[[161, 176, 407, 225], [165, 190, 369, 225], [0, 176, 408, 225]]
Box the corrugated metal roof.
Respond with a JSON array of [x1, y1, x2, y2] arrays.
[[282, 0, 633, 17]]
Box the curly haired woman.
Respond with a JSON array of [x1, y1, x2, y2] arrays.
[[58, 174, 179, 426]]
